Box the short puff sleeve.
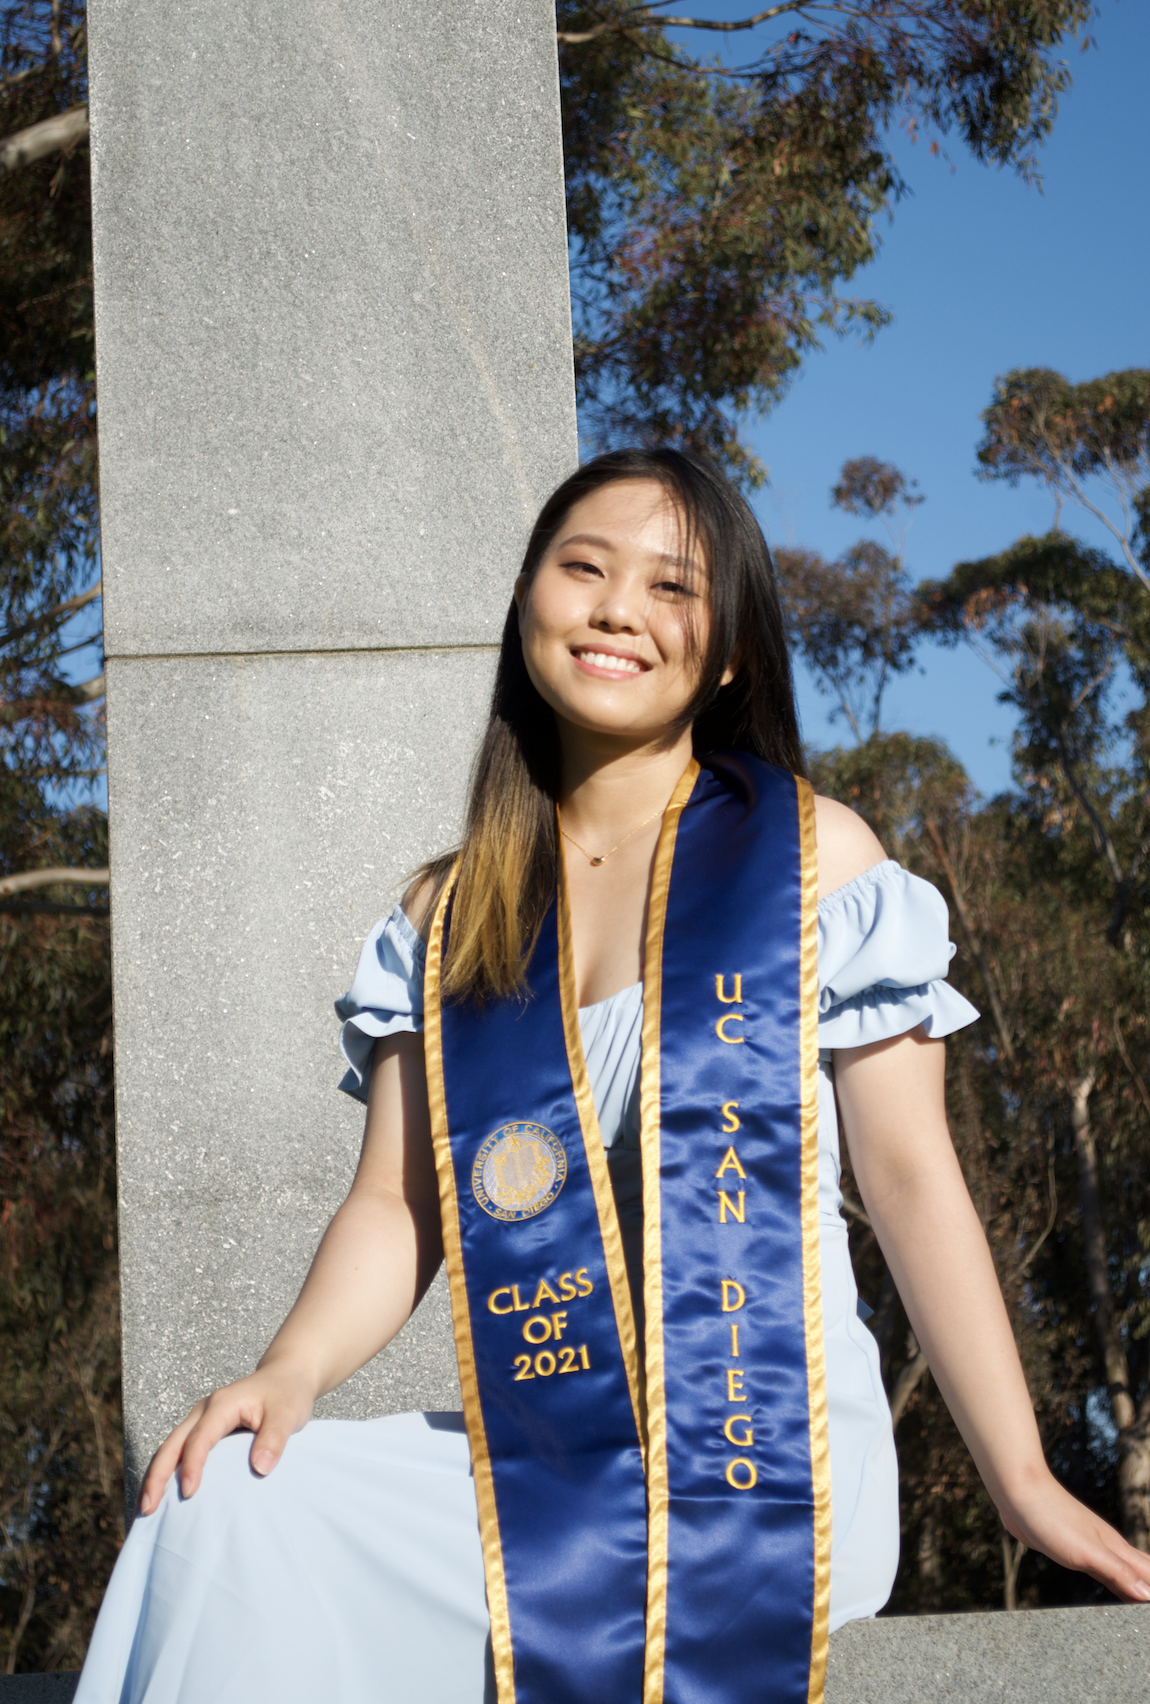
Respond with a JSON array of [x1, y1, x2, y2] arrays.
[[335, 903, 425, 1103], [817, 860, 979, 1052]]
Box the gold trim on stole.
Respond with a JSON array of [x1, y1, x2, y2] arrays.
[[556, 838, 646, 1456], [639, 757, 701, 1704], [423, 868, 517, 1704], [797, 776, 832, 1702]]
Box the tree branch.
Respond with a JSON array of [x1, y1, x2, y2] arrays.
[[839, 1190, 872, 1230], [558, 1, 808, 42], [0, 102, 87, 173], [889, 1343, 929, 1430], [0, 579, 102, 650], [1017, 1148, 1057, 1275], [1053, 730, 1126, 889], [0, 866, 109, 899]]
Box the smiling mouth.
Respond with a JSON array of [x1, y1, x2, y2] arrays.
[[572, 648, 648, 677]]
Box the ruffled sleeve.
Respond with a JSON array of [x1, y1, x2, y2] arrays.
[[817, 860, 979, 1052], [334, 903, 426, 1103]]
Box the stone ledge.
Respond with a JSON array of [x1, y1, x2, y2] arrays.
[[826, 1605, 1150, 1701], [6, 1606, 1147, 1702]]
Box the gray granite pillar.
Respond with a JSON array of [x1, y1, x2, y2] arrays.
[[87, 0, 577, 1491]]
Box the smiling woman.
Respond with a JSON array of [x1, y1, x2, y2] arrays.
[[74, 451, 1150, 1704]]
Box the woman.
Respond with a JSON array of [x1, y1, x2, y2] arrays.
[[78, 450, 1150, 1704]]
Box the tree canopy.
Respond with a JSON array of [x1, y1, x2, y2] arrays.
[[560, 0, 1095, 479]]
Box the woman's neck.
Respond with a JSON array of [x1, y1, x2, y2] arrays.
[[556, 723, 695, 846]]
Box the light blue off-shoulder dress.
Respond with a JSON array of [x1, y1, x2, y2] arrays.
[[76, 861, 977, 1704]]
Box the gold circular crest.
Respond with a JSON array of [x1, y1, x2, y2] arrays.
[[471, 1122, 568, 1222]]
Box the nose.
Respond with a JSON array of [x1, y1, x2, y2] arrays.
[[588, 571, 646, 636]]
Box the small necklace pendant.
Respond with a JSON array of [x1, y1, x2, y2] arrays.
[[590, 856, 605, 866]]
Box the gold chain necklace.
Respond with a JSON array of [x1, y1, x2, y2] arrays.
[[558, 801, 667, 867]]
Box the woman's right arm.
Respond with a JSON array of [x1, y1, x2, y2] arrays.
[[139, 1029, 442, 1512]]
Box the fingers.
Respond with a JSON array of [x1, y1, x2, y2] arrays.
[[250, 1415, 295, 1477], [139, 1402, 206, 1514], [136, 1372, 317, 1514], [1084, 1531, 1150, 1603], [177, 1388, 263, 1500]]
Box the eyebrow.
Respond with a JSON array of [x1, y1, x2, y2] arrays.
[[555, 533, 698, 573]]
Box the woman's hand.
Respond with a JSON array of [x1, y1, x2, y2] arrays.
[[138, 1361, 318, 1513], [1003, 1469, 1150, 1602], [139, 1030, 442, 1516]]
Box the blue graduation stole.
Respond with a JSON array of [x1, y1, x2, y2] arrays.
[[423, 753, 830, 1704]]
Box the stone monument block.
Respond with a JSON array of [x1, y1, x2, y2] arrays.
[[88, 0, 577, 1491]]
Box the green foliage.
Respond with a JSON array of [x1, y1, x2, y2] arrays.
[[1, 0, 99, 800], [832, 455, 923, 520], [974, 366, 1150, 589], [978, 368, 1150, 493], [561, 0, 1094, 479]]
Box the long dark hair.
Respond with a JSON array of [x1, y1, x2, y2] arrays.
[[425, 448, 804, 999]]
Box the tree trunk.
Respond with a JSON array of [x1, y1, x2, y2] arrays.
[[1071, 1069, 1150, 1549], [1001, 1528, 1027, 1610]]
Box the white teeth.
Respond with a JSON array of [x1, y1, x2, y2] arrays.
[[578, 650, 642, 674]]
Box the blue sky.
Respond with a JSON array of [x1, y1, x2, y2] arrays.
[[726, 1, 1150, 795]]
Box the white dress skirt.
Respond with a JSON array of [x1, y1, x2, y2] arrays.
[[76, 861, 978, 1704]]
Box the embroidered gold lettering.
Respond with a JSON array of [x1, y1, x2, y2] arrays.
[[715, 1146, 746, 1180], [557, 1271, 578, 1301], [574, 1268, 593, 1296], [726, 1458, 757, 1490], [511, 1285, 530, 1312], [724, 1414, 754, 1447], [719, 1190, 746, 1223], [522, 1314, 553, 1344], [532, 1278, 560, 1308], [721, 1279, 746, 1312], [727, 1369, 746, 1402], [721, 1101, 741, 1133], [557, 1345, 579, 1373], [730, 1322, 740, 1358], [551, 1310, 570, 1341], [715, 1014, 745, 1044], [512, 1354, 534, 1381], [715, 973, 743, 1005], [488, 1287, 513, 1315], [534, 1350, 557, 1377]]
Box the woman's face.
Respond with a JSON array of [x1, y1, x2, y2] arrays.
[[515, 479, 727, 747]]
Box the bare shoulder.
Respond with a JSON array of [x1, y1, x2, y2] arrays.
[[401, 869, 447, 943], [811, 795, 886, 903]]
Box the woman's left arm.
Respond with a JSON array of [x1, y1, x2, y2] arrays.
[[836, 1026, 1150, 1603]]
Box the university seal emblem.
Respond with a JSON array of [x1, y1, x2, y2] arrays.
[[471, 1122, 568, 1222]]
